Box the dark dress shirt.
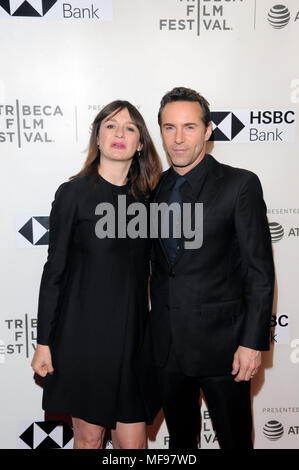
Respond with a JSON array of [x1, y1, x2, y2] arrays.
[[156, 155, 208, 264]]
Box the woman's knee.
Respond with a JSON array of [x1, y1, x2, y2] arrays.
[[72, 417, 105, 449], [113, 436, 146, 449], [74, 434, 103, 449], [111, 422, 147, 449]]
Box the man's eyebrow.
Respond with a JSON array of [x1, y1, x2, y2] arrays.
[[162, 122, 198, 126]]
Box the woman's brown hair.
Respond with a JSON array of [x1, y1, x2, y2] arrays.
[[71, 100, 162, 199]]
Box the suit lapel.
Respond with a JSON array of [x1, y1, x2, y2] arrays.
[[151, 168, 171, 203], [199, 156, 224, 222], [151, 169, 172, 267]]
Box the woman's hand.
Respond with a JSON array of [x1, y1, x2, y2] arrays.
[[31, 344, 54, 377]]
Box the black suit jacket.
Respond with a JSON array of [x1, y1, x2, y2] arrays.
[[149, 154, 275, 376]]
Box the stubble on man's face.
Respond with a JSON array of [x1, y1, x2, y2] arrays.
[[160, 101, 212, 173]]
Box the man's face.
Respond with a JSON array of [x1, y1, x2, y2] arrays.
[[160, 101, 212, 170]]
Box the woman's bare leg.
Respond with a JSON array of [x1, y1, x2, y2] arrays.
[[72, 416, 105, 449], [111, 421, 147, 449]]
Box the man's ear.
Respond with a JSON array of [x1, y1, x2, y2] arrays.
[[204, 122, 213, 141]]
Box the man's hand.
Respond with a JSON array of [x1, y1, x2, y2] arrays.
[[231, 346, 261, 382], [31, 344, 54, 377]]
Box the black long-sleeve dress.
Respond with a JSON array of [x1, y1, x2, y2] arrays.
[[37, 173, 160, 427]]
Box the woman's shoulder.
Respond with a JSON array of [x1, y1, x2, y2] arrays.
[[53, 174, 93, 204], [57, 173, 91, 192]]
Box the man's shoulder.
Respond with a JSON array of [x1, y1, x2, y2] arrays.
[[160, 167, 171, 181], [150, 168, 171, 199], [208, 154, 260, 185]]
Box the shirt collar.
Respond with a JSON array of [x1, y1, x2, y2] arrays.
[[169, 154, 208, 193]]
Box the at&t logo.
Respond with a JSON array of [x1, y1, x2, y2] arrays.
[[263, 419, 299, 441], [263, 420, 284, 440], [268, 4, 290, 29], [269, 222, 284, 243], [267, 4, 299, 29], [268, 221, 299, 243]]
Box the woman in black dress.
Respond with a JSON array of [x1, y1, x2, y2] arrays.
[[31, 100, 162, 449]]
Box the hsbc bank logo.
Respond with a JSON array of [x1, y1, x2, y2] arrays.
[[19, 421, 73, 449], [18, 421, 115, 449], [0, 1, 57, 16], [271, 314, 290, 345], [210, 109, 296, 143], [0, 1, 113, 20], [17, 216, 49, 247], [210, 112, 245, 142]]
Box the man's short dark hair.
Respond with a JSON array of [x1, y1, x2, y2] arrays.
[[158, 87, 211, 128]]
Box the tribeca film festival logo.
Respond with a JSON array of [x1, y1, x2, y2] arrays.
[[199, 410, 218, 448], [0, 314, 37, 363], [209, 109, 296, 143], [17, 216, 49, 247], [163, 410, 218, 448], [0, 101, 63, 147], [159, 0, 246, 35], [267, 4, 299, 29], [0, 0, 113, 21]]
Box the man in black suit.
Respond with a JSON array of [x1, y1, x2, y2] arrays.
[[149, 87, 274, 449]]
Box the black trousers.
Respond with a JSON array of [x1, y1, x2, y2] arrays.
[[157, 344, 253, 450]]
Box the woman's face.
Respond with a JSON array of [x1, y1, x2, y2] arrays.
[[97, 107, 142, 163]]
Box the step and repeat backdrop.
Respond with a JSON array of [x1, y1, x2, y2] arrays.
[[0, 0, 298, 449]]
